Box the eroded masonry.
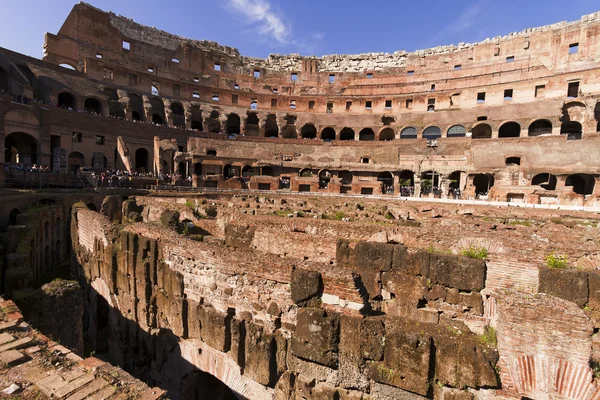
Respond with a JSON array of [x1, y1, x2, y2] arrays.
[[2, 2, 600, 400]]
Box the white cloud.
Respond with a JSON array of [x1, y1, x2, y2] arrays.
[[227, 0, 292, 44], [428, 0, 492, 47], [312, 32, 326, 41]]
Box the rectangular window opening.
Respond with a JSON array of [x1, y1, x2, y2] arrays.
[[569, 43, 579, 54], [231, 94, 238, 104], [271, 98, 278, 107], [365, 100, 372, 110], [477, 116, 488, 121], [326, 102, 333, 113], [567, 81, 579, 98], [212, 94, 220, 101], [96, 53, 103, 59], [454, 64, 462, 70], [214, 63, 221, 72], [273, 88, 278, 94], [494, 47, 501, 56], [172, 58, 179, 63], [346, 101, 352, 110], [290, 100, 297, 109], [366, 73, 373, 79], [95, 135, 104, 145], [250, 100, 257, 110], [506, 56, 515, 63], [407, 70, 415, 76], [173, 84, 180, 96], [405, 99, 413, 109], [308, 100, 315, 109], [254, 69, 261, 78], [234, 84, 240, 90], [72, 132, 82, 143], [147, 67, 154, 73], [192, 93, 200, 99], [122, 41, 131, 51], [103, 68, 113, 80], [477, 92, 486, 103], [385, 100, 392, 109], [194, 77, 199, 83], [291, 73, 298, 81], [535, 84, 545, 98], [504, 89, 513, 100], [431, 84, 436, 91], [329, 74, 335, 83]]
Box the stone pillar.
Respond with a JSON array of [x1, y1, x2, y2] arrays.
[[240, 115, 247, 136], [555, 175, 567, 190], [414, 178, 422, 198], [183, 102, 193, 129], [117, 90, 132, 121], [491, 129, 499, 138], [440, 178, 449, 199], [162, 99, 174, 127], [218, 114, 228, 134], [142, 95, 153, 121]]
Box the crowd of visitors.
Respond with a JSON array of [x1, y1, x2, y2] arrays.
[[3, 162, 51, 172]]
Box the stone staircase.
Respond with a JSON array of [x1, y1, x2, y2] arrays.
[[0, 298, 166, 399]]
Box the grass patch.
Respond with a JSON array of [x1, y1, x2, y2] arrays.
[[461, 246, 489, 260], [507, 219, 532, 227], [323, 211, 347, 221], [545, 252, 568, 269], [479, 326, 497, 347]]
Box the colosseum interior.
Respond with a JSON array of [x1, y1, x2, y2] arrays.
[[1, 2, 600, 399]]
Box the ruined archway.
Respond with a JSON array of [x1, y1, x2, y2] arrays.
[[207, 110, 222, 133], [339, 170, 353, 184], [104, 88, 124, 118], [84, 98, 103, 114], [245, 113, 259, 136], [566, 174, 595, 195], [472, 124, 492, 139], [422, 126, 441, 140], [359, 128, 375, 141], [528, 120, 553, 136], [498, 122, 521, 138], [58, 92, 76, 109], [264, 114, 278, 138], [532, 173, 557, 190], [340, 128, 355, 141], [377, 171, 394, 194], [68, 152, 85, 173], [379, 128, 395, 141], [473, 174, 494, 195], [318, 169, 332, 188], [226, 114, 241, 134], [282, 115, 297, 138], [4, 132, 38, 164], [301, 124, 317, 139], [420, 170, 440, 195], [321, 127, 336, 141], [242, 165, 255, 177], [135, 148, 149, 172], [128, 93, 145, 121], [150, 98, 165, 125], [171, 101, 185, 128], [561, 121, 582, 140]]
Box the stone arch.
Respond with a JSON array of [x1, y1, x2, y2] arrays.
[[422, 126, 441, 140], [528, 119, 553, 136], [135, 148, 149, 172], [472, 123, 492, 139], [339, 170, 353, 184], [58, 92, 76, 109], [8, 208, 20, 226], [260, 166, 274, 176], [532, 173, 557, 190], [379, 128, 395, 141], [340, 128, 355, 141], [377, 171, 394, 193], [245, 112, 259, 136], [301, 123, 317, 139], [473, 173, 494, 195], [171, 101, 185, 128], [207, 110, 222, 133], [398, 170, 414, 187], [447, 171, 463, 190], [226, 113, 241, 134], [400, 127, 418, 139], [150, 97, 165, 125], [128, 93, 145, 121], [104, 88, 124, 118], [498, 122, 521, 138], [447, 125, 466, 138], [420, 170, 440, 192], [68, 152, 85, 173], [4, 132, 39, 164], [191, 105, 203, 131], [566, 174, 595, 195], [264, 114, 278, 137], [299, 168, 313, 177], [242, 165, 255, 177], [359, 128, 375, 141], [318, 169, 332, 188], [561, 121, 582, 140], [84, 97, 103, 114], [561, 101, 587, 125], [321, 127, 336, 141]]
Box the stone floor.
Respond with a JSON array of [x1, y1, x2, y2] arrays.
[[0, 298, 166, 399]]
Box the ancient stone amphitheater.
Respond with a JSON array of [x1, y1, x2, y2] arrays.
[[1, 3, 600, 399]]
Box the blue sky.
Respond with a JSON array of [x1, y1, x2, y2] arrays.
[[1, 0, 599, 60]]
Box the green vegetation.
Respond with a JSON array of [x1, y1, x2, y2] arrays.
[[507, 219, 532, 227], [384, 211, 395, 220], [275, 209, 293, 217], [185, 200, 195, 209], [479, 326, 497, 347], [461, 246, 489, 260], [190, 235, 204, 242], [323, 211, 347, 221], [545, 252, 568, 269]]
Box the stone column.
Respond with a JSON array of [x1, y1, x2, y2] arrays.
[[414, 178, 422, 198], [240, 114, 247, 136], [162, 99, 174, 127], [117, 90, 132, 121], [183, 102, 193, 129], [142, 95, 153, 121]]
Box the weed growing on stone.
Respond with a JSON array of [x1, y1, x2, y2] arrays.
[[545, 252, 568, 269], [461, 246, 488, 260], [479, 326, 497, 347]]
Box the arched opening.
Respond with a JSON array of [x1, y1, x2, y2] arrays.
[[399, 170, 414, 187], [261, 166, 274, 176], [8, 209, 20, 226], [359, 128, 375, 141], [151, 114, 163, 124], [207, 110, 222, 133], [242, 165, 255, 177], [68, 152, 85, 173], [379, 128, 395, 141], [193, 163, 202, 176], [561, 121, 582, 140], [265, 114, 279, 137], [150, 98, 165, 125], [532, 173, 557, 190], [4, 132, 38, 164], [340, 128, 355, 141], [92, 153, 108, 169], [104, 88, 124, 119], [171, 101, 185, 128], [321, 127, 336, 141], [566, 174, 595, 195], [422, 126, 441, 140], [319, 169, 332, 189], [473, 174, 494, 195], [378, 171, 394, 194], [84, 98, 103, 114], [299, 168, 313, 177], [472, 124, 492, 139], [180, 370, 238, 400], [447, 125, 466, 138], [223, 164, 238, 179], [339, 170, 353, 184], [59, 63, 76, 70], [206, 149, 217, 156], [245, 113, 260, 136], [58, 92, 76, 109], [528, 120, 553, 136], [420, 171, 440, 196], [135, 148, 149, 172], [498, 122, 521, 138], [128, 93, 145, 121], [226, 114, 241, 134], [178, 162, 187, 177], [400, 127, 418, 139], [506, 157, 521, 166], [191, 106, 203, 131], [301, 124, 317, 139]]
